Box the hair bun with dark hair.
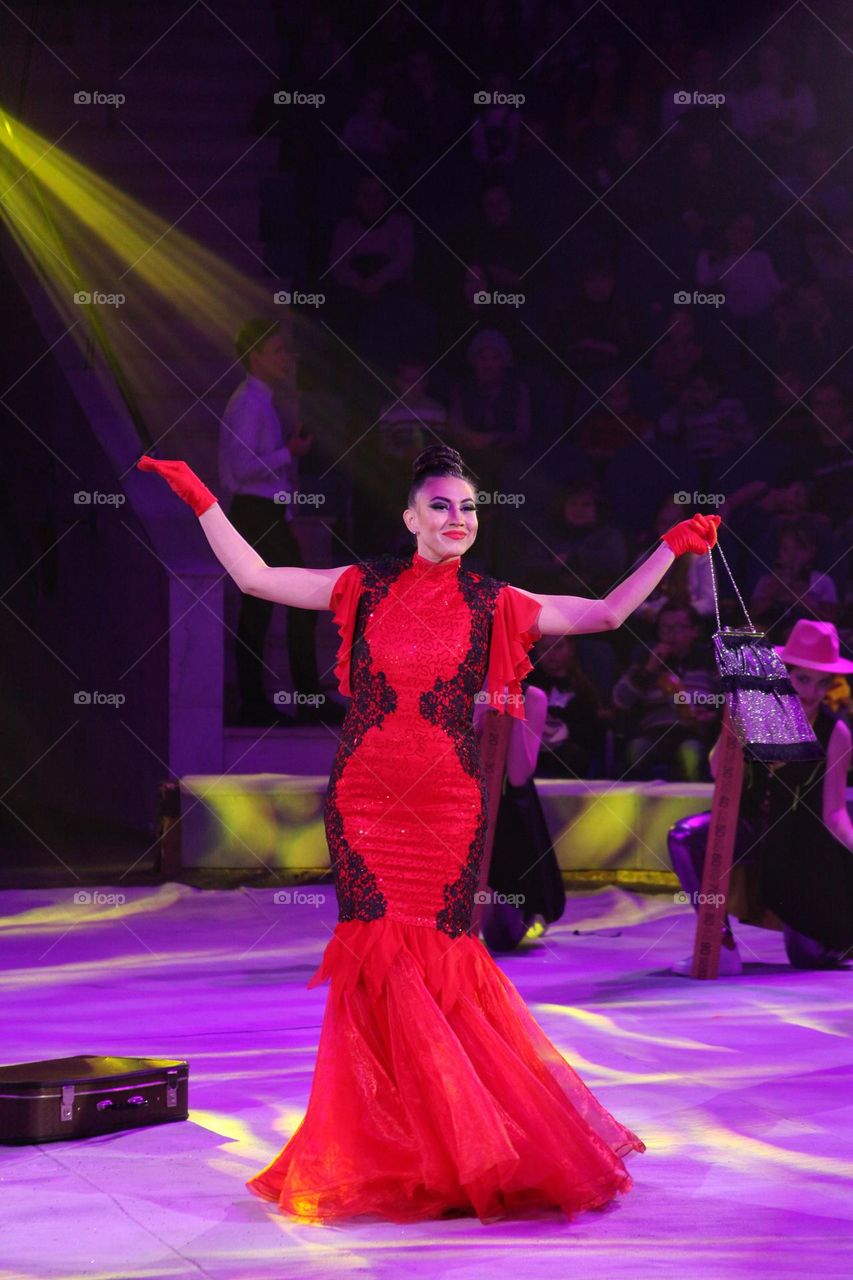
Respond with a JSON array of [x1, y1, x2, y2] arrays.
[[407, 443, 477, 509], [411, 444, 465, 482]]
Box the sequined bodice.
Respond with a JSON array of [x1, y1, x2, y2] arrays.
[[355, 550, 500, 730], [324, 549, 506, 938]]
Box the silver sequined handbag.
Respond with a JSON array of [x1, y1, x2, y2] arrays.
[[707, 540, 823, 763]]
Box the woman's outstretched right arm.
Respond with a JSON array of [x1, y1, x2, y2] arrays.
[[137, 456, 353, 610], [198, 503, 352, 609]]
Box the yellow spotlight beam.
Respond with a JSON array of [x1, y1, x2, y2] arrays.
[[0, 110, 310, 461]]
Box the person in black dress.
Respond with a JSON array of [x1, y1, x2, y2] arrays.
[[474, 681, 566, 953], [669, 618, 853, 973]]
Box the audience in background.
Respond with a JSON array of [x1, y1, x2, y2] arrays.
[[729, 43, 818, 156], [341, 85, 404, 163], [695, 212, 785, 320], [448, 329, 531, 571], [471, 70, 522, 169], [650, 308, 705, 406], [612, 604, 720, 781], [572, 378, 654, 470], [557, 261, 634, 377], [656, 364, 752, 485], [527, 636, 605, 779], [632, 497, 717, 634], [250, 6, 853, 776], [750, 520, 839, 626], [329, 175, 415, 340], [465, 183, 531, 292], [536, 479, 628, 599]]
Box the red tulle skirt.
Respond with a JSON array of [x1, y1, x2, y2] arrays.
[[247, 918, 645, 1224]]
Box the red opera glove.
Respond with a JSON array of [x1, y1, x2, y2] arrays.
[[661, 512, 720, 556], [136, 456, 218, 517]]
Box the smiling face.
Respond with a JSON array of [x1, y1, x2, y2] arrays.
[[403, 474, 479, 562]]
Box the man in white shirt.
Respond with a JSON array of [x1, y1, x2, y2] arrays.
[[220, 319, 340, 726]]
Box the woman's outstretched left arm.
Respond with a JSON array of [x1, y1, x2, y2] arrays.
[[512, 514, 719, 636]]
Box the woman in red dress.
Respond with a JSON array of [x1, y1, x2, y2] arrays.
[[138, 444, 719, 1224]]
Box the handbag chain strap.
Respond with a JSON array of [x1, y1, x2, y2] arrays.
[[707, 537, 756, 634]]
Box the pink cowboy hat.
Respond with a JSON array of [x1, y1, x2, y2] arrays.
[[775, 619, 853, 674]]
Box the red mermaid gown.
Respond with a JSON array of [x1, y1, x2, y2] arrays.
[[247, 547, 644, 1223]]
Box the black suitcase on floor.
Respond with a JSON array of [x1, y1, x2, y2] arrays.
[[0, 1055, 189, 1143]]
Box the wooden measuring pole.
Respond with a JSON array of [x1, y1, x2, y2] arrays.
[[471, 705, 512, 937], [158, 781, 183, 878], [690, 705, 745, 978]]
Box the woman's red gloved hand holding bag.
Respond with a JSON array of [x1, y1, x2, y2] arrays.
[[661, 512, 720, 557]]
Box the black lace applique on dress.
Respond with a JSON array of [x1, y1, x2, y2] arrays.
[[324, 557, 405, 923], [423, 568, 506, 937], [326, 555, 514, 937]]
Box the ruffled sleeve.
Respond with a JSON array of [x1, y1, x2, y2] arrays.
[[329, 563, 364, 697], [484, 585, 543, 719]]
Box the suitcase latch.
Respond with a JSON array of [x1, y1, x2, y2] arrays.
[[166, 1069, 178, 1108], [60, 1084, 74, 1122]]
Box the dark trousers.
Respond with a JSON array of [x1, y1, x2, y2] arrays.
[[228, 495, 320, 708], [668, 811, 842, 968]]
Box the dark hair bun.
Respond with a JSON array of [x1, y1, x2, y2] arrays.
[[411, 444, 465, 482]]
